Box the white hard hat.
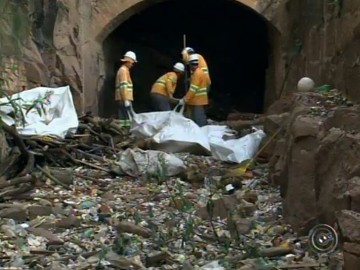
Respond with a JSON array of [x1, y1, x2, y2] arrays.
[[188, 54, 199, 63], [182, 47, 194, 54], [121, 51, 137, 63], [297, 77, 314, 92], [173, 62, 185, 72]]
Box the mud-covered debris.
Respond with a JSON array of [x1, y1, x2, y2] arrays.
[[0, 129, 330, 269]]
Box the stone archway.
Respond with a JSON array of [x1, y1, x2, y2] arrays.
[[93, 0, 261, 43], [79, 0, 281, 116]]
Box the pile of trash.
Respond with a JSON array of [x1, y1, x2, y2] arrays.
[[0, 153, 341, 269], [0, 86, 267, 200], [0, 86, 343, 269]]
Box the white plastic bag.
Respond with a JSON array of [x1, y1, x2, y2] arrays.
[[130, 105, 211, 154], [112, 148, 186, 177], [200, 260, 225, 270], [151, 111, 211, 153], [0, 86, 78, 138], [130, 111, 173, 138], [205, 126, 266, 163], [130, 106, 266, 162]]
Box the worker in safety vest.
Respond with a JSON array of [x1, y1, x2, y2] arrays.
[[115, 51, 137, 127], [150, 62, 185, 111], [178, 54, 208, 127], [181, 47, 211, 93]]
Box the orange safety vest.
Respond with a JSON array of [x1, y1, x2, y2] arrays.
[[115, 65, 133, 101], [184, 67, 208, 106], [151, 72, 178, 97], [197, 54, 211, 87]]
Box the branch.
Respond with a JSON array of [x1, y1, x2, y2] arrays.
[[1, 121, 28, 157], [36, 165, 71, 190], [0, 174, 34, 189]]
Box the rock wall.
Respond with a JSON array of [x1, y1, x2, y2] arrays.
[[269, 0, 360, 101], [266, 90, 360, 270], [268, 91, 360, 234]]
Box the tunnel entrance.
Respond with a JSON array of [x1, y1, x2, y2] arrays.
[[100, 0, 271, 120]]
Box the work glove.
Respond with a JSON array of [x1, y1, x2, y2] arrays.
[[124, 100, 131, 108], [178, 99, 185, 106]]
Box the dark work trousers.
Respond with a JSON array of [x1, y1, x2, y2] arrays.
[[150, 93, 171, 111], [118, 101, 131, 127], [187, 105, 208, 127]]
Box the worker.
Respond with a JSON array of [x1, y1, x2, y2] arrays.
[[115, 51, 137, 128], [178, 54, 208, 127], [181, 47, 211, 93], [150, 62, 185, 111]]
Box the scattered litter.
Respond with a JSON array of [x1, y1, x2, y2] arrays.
[[111, 148, 186, 177], [0, 88, 345, 269]]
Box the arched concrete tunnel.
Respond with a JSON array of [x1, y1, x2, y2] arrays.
[[100, 0, 272, 120]]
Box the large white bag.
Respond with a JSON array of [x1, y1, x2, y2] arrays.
[[130, 105, 211, 154], [0, 86, 78, 138], [202, 125, 266, 163], [130, 110, 173, 138], [129, 106, 266, 162], [111, 148, 186, 177]]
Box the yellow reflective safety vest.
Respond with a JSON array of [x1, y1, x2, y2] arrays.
[[115, 65, 133, 101], [151, 71, 178, 97], [197, 54, 211, 87], [184, 67, 208, 106]]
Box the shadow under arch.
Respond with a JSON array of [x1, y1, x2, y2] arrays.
[[98, 0, 281, 119]]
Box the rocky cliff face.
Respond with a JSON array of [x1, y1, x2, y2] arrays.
[[1, 0, 88, 114], [276, 0, 360, 102], [267, 90, 360, 269], [269, 92, 359, 231]]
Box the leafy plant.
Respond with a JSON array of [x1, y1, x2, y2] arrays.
[[98, 244, 110, 261], [181, 216, 195, 244], [133, 210, 142, 225], [0, 77, 54, 127], [23, 90, 53, 116]]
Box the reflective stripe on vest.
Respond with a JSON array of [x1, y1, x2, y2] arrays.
[[167, 77, 176, 83], [201, 67, 209, 74], [119, 119, 131, 127], [155, 79, 166, 86], [116, 82, 133, 89], [190, 84, 207, 96]]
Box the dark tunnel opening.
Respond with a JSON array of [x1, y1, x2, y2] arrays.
[[100, 0, 270, 120]]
